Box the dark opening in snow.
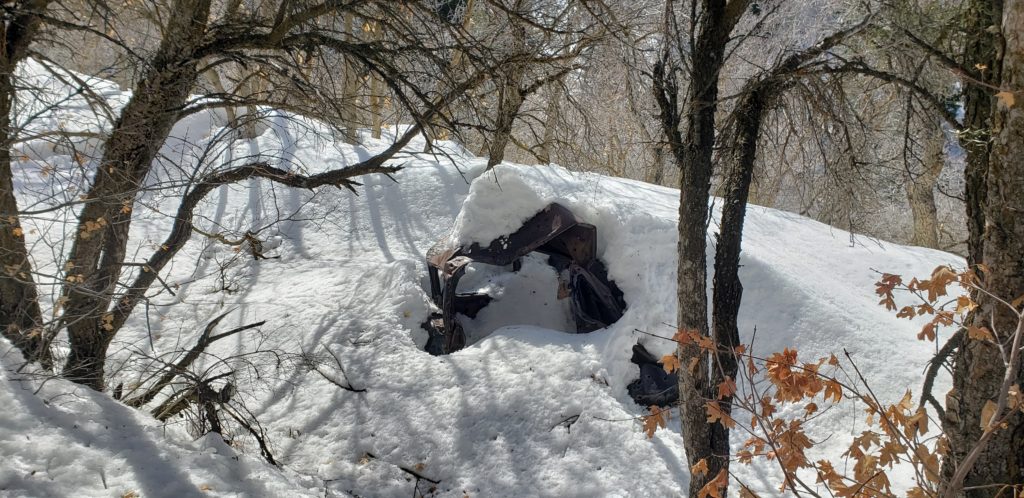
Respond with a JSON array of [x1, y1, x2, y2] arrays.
[[421, 203, 627, 355]]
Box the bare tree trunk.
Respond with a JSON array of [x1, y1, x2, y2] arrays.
[[369, 75, 383, 139], [485, 77, 523, 167], [0, 1, 53, 368], [205, 68, 239, 127], [942, 0, 1001, 487], [485, 20, 526, 169], [647, 145, 667, 186], [945, 2, 1024, 494], [710, 88, 764, 482], [62, 0, 213, 390], [907, 121, 944, 248], [341, 12, 360, 145], [238, 75, 265, 140], [654, 9, 865, 494], [361, 19, 385, 140], [0, 71, 48, 366], [960, 0, 1001, 268], [537, 82, 561, 164], [655, 2, 749, 494]]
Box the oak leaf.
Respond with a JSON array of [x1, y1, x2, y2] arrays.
[[1012, 293, 1024, 310], [738, 485, 760, 498], [691, 458, 709, 476], [706, 401, 736, 429], [967, 325, 994, 342], [918, 322, 937, 342], [980, 400, 998, 430], [916, 445, 940, 483], [1008, 384, 1021, 411], [661, 354, 681, 374], [672, 328, 695, 344], [643, 405, 668, 438], [697, 469, 728, 498], [875, 273, 902, 310], [824, 380, 843, 403], [995, 90, 1016, 108], [696, 335, 715, 352], [907, 487, 929, 498], [956, 295, 977, 315], [717, 377, 736, 400]]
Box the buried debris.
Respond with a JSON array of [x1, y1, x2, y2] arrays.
[[423, 203, 626, 355], [626, 343, 679, 407]]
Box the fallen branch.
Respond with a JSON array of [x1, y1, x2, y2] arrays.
[[124, 311, 264, 407], [310, 343, 366, 393]]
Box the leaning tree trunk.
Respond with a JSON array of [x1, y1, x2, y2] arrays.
[[710, 86, 765, 472], [944, 1, 1024, 495], [0, 1, 52, 368], [61, 0, 213, 390]]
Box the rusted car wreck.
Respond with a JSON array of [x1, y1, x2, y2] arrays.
[[422, 202, 679, 408], [423, 203, 626, 355]]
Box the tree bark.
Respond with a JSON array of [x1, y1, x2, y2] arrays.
[[0, 0, 53, 368], [369, 75, 384, 139], [341, 12, 361, 145], [485, 74, 524, 168], [959, 0, 1002, 268], [0, 70, 49, 367], [62, 0, 214, 390], [907, 121, 944, 248], [657, 1, 749, 494], [485, 18, 527, 169], [710, 87, 765, 478], [944, 0, 1024, 494], [537, 81, 561, 164]]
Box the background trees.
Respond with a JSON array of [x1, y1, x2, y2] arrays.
[[0, 0, 607, 389]]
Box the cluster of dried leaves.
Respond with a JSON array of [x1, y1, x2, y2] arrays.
[[638, 265, 1024, 497]]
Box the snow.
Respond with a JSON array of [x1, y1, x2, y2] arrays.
[[0, 347, 320, 498], [1, 61, 963, 497]]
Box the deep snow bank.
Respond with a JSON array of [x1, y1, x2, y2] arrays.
[[2, 59, 964, 497], [438, 164, 963, 493]]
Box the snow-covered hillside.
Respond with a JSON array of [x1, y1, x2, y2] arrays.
[[1, 63, 962, 497]]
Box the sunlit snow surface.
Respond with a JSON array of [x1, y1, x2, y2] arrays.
[[1, 61, 962, 497]]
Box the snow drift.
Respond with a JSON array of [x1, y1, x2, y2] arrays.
[[0, 62, 962, 497]]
